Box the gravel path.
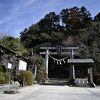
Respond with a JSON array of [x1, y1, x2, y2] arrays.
[[0, 85, 100, 100]]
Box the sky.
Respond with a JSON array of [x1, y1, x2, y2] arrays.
[[0, 0, 100, 38]]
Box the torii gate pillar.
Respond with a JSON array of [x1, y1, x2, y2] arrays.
[[69, 49, 75, 84], [45, 49, 49, 80]]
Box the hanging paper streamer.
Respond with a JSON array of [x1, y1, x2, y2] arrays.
[[57, 61, 59, 65], [48, 54, 69, 65], [63, 59, 65, 63], [60, 61, 62, 65]]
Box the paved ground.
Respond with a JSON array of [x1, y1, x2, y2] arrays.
[[0, 85, 100, 100]]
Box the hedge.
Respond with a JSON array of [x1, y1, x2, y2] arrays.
[[0, 72, 11, 84], [18, 70, 34, 86]]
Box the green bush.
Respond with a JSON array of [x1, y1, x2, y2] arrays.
[[0, 72, 5, 84], [0, 64, 10, 84], [32, 55, 45, 83], [0, 71, 11, 84], [0, 64, 5, 72], [36, 69, 45, 83], [18, 70, 34, 86], [4, 72, 11, 84]]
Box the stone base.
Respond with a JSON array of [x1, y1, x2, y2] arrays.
[[4, 89, 19, 94], [90, 83, 96, 88]]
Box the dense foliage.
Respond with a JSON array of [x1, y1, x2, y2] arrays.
[[0, 72, 5, 84], [20, 7, 100, 61], [18, 70, 34, 86], [0, 65, 11, 84], [20, 6, 92, 50], [94, 12, 100, 21], [4, 72, 12, 84], [0, 64, 5, 72], [0, 35, 28, 56], [30, 55, 45, 83]]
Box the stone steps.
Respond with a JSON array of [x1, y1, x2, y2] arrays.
[[44, 78, 69, 85]]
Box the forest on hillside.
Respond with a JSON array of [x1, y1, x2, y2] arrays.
[[0, 6, 100, 62], [19, 6, 100, 60]]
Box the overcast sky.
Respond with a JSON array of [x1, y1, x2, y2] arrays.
[[0, 0, 100, 37]]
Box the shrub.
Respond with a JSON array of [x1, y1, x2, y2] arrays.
[[36, 69, 45, 83], [0, 64, 5, 72], [0, 71, 12, 84], [0, 72, 5, 84], [31, 55, 45, 83], [18, 70, 34, 86], [4, 72, 11, 84]]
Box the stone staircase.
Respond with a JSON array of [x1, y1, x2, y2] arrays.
[[44, 78, 69, 85]]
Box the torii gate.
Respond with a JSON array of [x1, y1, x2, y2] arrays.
[[40, 46, 79, 81]]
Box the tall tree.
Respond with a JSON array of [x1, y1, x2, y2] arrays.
[[0, 35, 28, 55], [79, 6, 92, 28], [60, 6, 92, 34], [20, 6, 92, 52], [38, 12, 61, 33], [94, 12, 100, 21], [20, 24, 41, 48]]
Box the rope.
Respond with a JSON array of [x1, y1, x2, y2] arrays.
[[48, 54, 69, 61]]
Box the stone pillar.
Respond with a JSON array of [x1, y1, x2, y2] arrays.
[[69, 49, 75, 84], [90, 67, 93, 84], [88, 67, 93, 83], [88, 68, 90, 83], [34, 65, 37, 78], [45, 49, 49, 80]]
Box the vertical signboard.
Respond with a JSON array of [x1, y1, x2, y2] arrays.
[[8, 63, 12, 69], [19, 60, 27, 71]]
